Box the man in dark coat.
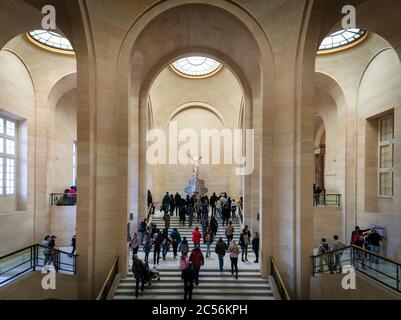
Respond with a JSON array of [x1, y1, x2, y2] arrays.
[[210, 192, 218, 216], [182, 263, 195, 300]]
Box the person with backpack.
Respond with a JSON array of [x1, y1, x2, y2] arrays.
[[228, 240, 240, 279], [163, 212, 171, 231], [318, 238, 330, 272], [132, 254, 146, 298], [170, 228, 182, 259], [152, 229, 163, 266], [130, 233, 140, 255], [239, 227, 251, 262], [138, 218, 147, 245], [179, 237, 189, 256], [225, 221, 234, 247], [204, 227, 214, 258], [215, 237, 228, 271], [143, 240, 152, 263], [331, 235, 345, 272], [182, 262, 195, 300], [192, 227, 201, 248], [367, 228, 383, 264]]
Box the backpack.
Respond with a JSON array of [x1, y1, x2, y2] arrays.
[[205, 233, 211, 242], [154, 233, 163, 245]]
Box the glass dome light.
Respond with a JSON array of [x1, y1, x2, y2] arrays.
[[28, 30, 74, 52], [171, 56, 222, 78], [318, 28, 366, 53]]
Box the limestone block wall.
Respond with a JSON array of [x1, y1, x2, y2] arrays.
[[316, 32, 401, 261], [0, 34, 76, 256], [149, 67, 243, 201], [0, 49, 35, 255], [52, 89, 77, 193], [49, 206, 76, 247], [313, 207, 343, 247]]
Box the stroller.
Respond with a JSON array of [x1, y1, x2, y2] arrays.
[[144, 262, 160, 285]]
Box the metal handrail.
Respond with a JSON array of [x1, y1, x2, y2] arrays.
[[96, 256, 119, 300], [270, 257, 292, 300], [313, 193, 341, 207], [0, 244, 77, 286], [311, 245, 401, 293], [50, 192, 77, 206], [312, 245, 401, 266]]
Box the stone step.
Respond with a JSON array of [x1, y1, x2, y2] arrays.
[[125, 273, 262, 279], [120, 278, 267, 284], [117, 282, 270, 289], [115, 289, 273, 296]]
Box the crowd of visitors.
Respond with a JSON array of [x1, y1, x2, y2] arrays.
[[317, 226, 383, 273], [131, 190, 255, 299]]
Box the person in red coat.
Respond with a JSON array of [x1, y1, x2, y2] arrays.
[[189, 246, 204, 285], [192, 227, 201, 248]]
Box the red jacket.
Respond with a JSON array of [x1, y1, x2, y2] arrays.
[[189, 248, 204, 268], [192, 229, 201, 243]]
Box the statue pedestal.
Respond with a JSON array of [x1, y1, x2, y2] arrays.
[[184, 176, 208, 196]]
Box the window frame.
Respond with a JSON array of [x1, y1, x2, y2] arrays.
[[0, 115, 17, 196], [378, 115, 394, 198]]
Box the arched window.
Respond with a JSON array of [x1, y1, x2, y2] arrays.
[[28, 30, 74, 52], [318, 29, 366, 53], [170, 56, 222, 78]]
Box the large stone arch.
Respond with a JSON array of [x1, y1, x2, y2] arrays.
[[166, 101, 227, 129], [114, 0, 275, 281]]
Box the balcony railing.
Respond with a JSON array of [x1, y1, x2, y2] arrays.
[[313, 193, 341, 207], [50, 193, 77, 206], [312, 245, 401, 293], [0, 244, 77, 286]]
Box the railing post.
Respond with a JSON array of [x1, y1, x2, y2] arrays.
[[31, 246, 34, 271], [34, 245, 37, 269]]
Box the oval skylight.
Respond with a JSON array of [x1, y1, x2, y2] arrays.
[[318, 28, 366, 52], [171, 56, 222, 78], [28, 30, 74, 52]]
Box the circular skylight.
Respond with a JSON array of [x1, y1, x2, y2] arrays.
[[171, 56, 222, 78], [318, 28, 366, 52], [28, 30, 74, 52]]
